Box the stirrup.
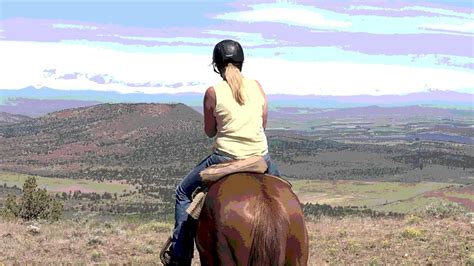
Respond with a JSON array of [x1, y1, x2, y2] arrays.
[[160, 236, 172, 265]]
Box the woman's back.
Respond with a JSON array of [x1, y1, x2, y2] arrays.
[[213, 77, 268, 159]]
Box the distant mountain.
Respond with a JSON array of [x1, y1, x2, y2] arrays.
[[0, 112, 31, 125], [0, 98, 100, 117], [0, 87, 203, 117], [0, 103, 212, 182], [269, 105, 472, 121], [267, 90, 473, 109], [1, 88, 472, 117]]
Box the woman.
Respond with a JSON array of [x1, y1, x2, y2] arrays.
[[163, 39, 281, 265]]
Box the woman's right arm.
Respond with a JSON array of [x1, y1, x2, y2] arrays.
[[203, 87, 217, 138], [255, 80, 268, 130]]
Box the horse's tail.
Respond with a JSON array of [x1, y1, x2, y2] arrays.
[[248, 186, 289, 265]]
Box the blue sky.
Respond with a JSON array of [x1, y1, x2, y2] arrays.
[[1, 1, 234, 27]]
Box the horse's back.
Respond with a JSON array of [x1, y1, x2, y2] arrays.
[[196, 173, 308, 265]]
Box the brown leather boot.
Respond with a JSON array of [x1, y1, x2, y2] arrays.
[[161, 250, 180, 266], [159, 236, 192, 266]]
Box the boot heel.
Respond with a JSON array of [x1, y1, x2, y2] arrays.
[[160, 236, 172, 265]]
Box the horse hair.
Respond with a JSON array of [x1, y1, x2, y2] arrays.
[[248, 182, 290, 266]]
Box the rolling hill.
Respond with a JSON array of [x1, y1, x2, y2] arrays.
[[0, 102, 472, 187], [0, 103, 212, 186], [0, 112, 31, 125]]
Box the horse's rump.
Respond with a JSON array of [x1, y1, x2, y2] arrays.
[[196, 173, 308, 266]]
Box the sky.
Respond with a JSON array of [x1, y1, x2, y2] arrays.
[[0, 0, 473, 96]]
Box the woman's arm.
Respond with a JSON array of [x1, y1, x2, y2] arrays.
[[255, 81, 268, 130], [203, 87, 217, 138]]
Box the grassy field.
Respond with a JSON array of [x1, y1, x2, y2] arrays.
[[2, 171, 472, 214], [289, 179, 473, 213], [0, 215, 472, 265], [0, 172, 134, 194]]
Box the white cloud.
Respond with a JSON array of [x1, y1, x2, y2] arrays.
[[52, 23, 99, 30], [215, 3, 473, 35], [215, 6, 351, 30], [0, 40, 473, 96], [100, 34, 219, 45], [244, 58, 474, 95], [203, 30, 281, 46], [407, 6, 472, 19], [420, 21, 474, 34], [348, 5, 472, 19], [99, 31, 281, 47], [0, 40, 216, 93]]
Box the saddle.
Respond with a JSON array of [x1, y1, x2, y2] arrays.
[[186, 155, 291, 219]]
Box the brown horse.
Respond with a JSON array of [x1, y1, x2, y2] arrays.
[[195, 172, 309, 265]]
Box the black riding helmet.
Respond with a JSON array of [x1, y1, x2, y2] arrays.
[[212, 40, 244, 76]]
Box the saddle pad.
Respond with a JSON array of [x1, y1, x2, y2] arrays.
[[199, 155, 268, 185]]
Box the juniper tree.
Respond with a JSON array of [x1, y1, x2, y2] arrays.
[[1, 176, 63, 221]]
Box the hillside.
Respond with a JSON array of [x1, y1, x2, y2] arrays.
[[0, 112, 31, 125], [0, 103, 212, 185], [1, 103, 472, 187]]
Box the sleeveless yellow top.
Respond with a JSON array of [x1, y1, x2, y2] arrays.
[[213, 78, 268, 159]]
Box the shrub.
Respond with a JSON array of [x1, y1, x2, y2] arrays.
[[1, 176, 63, 221], [91, 250, 102, 262], [401, 227, 423, 239], [2, 194, 20, 218], [422, 200, 466, 218], [405, 214, 421, 225], [466, 253, 474, 266]]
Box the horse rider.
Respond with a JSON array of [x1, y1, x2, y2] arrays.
[[162, 39, 281, 265]]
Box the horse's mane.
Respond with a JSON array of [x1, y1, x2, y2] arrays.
[[248, 180, 290, 265]]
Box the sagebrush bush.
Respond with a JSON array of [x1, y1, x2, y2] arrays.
[[405, 214, 422, 225], [466, 253, 474, 266], [91, 250, 102, 262], [422, 200, 466, 218], [1, 176, 63, 221], [401, 227, 424, 239], [1, 194, 20, 218]]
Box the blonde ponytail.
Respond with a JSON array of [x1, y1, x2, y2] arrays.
[[224, 63, 245, 105]]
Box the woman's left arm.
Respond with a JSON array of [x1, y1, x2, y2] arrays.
[[203, 87, 217, 138], [255, 81, 268, 130]]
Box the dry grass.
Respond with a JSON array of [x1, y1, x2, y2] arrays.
[[0, 218, 182, 265], [0, 215, 473, 265], [307, 215, 473, 265]]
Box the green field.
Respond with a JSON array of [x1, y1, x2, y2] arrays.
[[0, 171, 134, 194], [1, 171, 472, 215], [289, 179, 468, 213]]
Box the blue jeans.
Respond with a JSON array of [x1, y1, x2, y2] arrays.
[[170, 151, 281, 262]]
